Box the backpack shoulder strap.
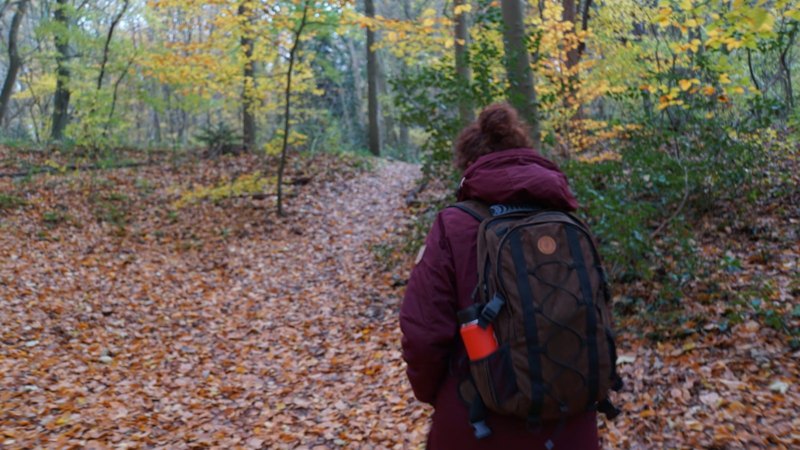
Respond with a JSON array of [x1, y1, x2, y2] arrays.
[[449, 199, 491, 222]]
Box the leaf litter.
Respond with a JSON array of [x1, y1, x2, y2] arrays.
[[1, 153, 427, 449], [2, 148, 799, 449]]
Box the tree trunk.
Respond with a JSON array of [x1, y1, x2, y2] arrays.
[[562, 0, 591, 102], [51, 0, 71, 141], [365, 0, 380, 156], [179, 109, 187, 145], [97, 0, 129, 91], [103, 56, 135, 137], [559, 0, 591, 158], [239, 1, 256, 152], [75, 0, 128, 151], [345, 37, 365, 145], [500, 0, 540, 148], [562, 0, 578, 69], [779, 24, 797, 112], [164, 84, 175, 144], [19, 69, 41, 142], [0, 0, 29, 126], [152, 108, 162, 144], [376, 51, 397, 148], [399, 124, 411, 158], [276, 1, 309, 217], [454, 0, 474, 126]]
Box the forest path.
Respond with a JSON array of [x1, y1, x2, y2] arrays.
[[214, 159, 427, 448], [0, 157, 429, 449]]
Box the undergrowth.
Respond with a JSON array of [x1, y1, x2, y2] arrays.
[[396, 126, 797, 340]]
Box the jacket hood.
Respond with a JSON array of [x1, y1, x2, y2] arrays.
[[457, 148, 579, 211]]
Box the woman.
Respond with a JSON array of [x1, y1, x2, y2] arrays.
[[400, 104, 599, 449]]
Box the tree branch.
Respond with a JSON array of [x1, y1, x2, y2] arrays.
[[651, 139, 689, 239], [577, 0, 593, 58], [97, 0, 129, 90], [276, 0, 310, 217], [746, 48, 761, 92]]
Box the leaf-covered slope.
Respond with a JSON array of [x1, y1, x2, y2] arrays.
[[0, 156, 426, 448], [2, 149, 798, 449]]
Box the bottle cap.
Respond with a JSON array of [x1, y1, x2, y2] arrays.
[[457, 304, 480, 324]]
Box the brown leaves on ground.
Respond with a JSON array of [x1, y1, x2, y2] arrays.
[[2, 148, 799, 449], [1, 151, 427, 449], [603, 155, 800, 449]]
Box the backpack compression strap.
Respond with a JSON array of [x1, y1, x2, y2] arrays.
[[450, 200, 494, 439]]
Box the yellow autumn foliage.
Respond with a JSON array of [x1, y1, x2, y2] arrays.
[[173, 172, 275, 209]]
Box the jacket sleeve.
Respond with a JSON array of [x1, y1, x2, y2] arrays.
[[400, 213, 459, 404]]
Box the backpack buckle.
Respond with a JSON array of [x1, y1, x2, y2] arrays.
[[471, 420, 492, 439], [478, 294, 505, 328], [598, 399, 622, 420]]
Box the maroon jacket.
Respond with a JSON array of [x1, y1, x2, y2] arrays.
[[400, 149, 599, 449]]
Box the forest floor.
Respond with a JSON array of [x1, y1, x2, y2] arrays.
[[1, 148, 798, 449], [1, 151, 427, 449]]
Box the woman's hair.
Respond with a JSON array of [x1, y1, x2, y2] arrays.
[[454, 103, 532, 170]]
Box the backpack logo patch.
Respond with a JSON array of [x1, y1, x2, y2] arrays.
[[537, 235, 557, 255]]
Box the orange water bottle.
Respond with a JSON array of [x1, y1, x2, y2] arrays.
[[458, 305, 498, 361]]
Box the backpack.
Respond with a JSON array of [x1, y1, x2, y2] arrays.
[[451, 200, 622, 439]]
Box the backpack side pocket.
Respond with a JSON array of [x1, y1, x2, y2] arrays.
[[470, 344, 519, 411]]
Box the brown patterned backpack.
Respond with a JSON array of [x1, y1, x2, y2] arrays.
[[451, 200, 623, 439]]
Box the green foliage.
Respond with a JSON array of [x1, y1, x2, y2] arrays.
[[391, 3, 507, 181], [336, 150, 376, 173], [0, 193, 27, 211], [67, 97, 114, 152], [370, 242, 395, 269], [42, 209, 70, 227], [173, 172, 273, 209], [301, 114, 345, 155], [723, 280, 798, 337], [0, 127, 36, 147], [91, 191, 130, 231], [567, 156, 664, 282], [194, 123, 242, 157], [391, 64, 462, 180], [565, 123, 767, 286], [135, 177, 155, 196]]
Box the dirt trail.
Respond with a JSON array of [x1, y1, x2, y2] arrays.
[[1, 159, 430, 448]]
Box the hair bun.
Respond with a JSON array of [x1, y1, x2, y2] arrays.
[[453, 103, 532, 170], [479, 103, 518, 141]]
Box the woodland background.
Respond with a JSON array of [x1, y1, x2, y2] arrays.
[[0, 0, 798, 448]]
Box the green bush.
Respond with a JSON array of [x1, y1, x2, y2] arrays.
[[565, 120, 770, 289], [195, 123, 241, 157]]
